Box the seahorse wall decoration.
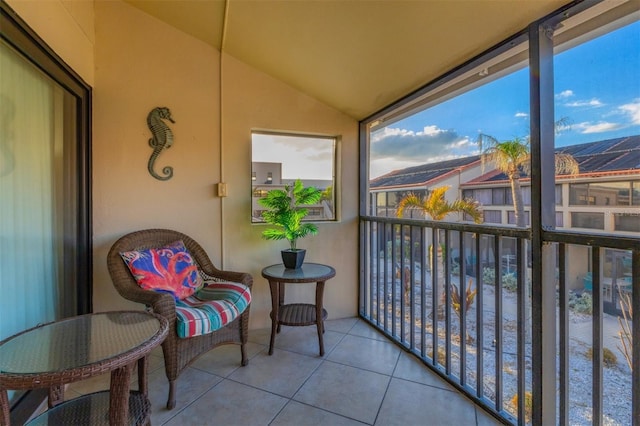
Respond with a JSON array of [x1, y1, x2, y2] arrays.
[[147, 106, 175, 180]]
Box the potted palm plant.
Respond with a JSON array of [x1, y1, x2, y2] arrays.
[[258, 179, 323, 269]]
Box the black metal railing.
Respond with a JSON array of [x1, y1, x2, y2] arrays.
[[546, 230, 639, 426], [359, 215, 639, 425]]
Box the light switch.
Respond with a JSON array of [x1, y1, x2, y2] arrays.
[[217, 182, 227, 197]]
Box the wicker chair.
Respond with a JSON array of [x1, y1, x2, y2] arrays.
[[107, 229, 252, 410]]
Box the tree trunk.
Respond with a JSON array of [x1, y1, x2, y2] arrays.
[[509, 173, 531, 338], [430, 233, 446, 320], [510, 174, 526, 228]]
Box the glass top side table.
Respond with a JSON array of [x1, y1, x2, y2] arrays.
[[0, 311, 168, 425], [262, 263, 336, 356]]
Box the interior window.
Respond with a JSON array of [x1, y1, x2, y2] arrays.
[[251, 131, 337, 223]]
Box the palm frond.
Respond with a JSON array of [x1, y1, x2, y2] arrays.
[[554, 116, 572, 135], [261, 228, 288, 241], [296, 186, 323, 205], [555, 153, 580, 175], [396, 186, 482, 223], [258, 188, 290, 210], [259, 179, 323, 249], [451, 198, 483, 223], [396, 193, 425, 218], [481, 137, 530, 178], [476, 133, 500, 153], [423, 186, 450, 220]]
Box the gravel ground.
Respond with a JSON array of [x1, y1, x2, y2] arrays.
[[379, 273, 633, 425]]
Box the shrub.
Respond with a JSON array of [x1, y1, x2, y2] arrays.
[[451, 279, 478, 343], [568, 291, 592, 314], [510, 391, 532, 423], [603, 348, 618, 368], [502, 273, 517, 291], [503, 275, 533, 296], [482, 267, 495, 285], [451, 261, 460, 276], [585, 347, 618, 368], [482, 268, 524, 292], [617, 289, 633, 371], [429, 346, 447, 365]]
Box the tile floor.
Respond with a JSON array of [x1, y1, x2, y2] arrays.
[[66, 317, 502, 426]]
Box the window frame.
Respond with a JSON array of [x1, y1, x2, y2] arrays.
[[358, 2, 639, 424], [251, 130, 338, 223]]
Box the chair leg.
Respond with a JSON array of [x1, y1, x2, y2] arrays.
[[166, 380, 176, 410], [241, 343, 249, 366]]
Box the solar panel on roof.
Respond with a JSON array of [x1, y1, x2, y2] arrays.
[[371, 136, 639, 188], [599, 152, 640, 171], [577, 153, 620, 172], [485, 172, 509, 182], [571, 138, 622, 157], [610, 136, 640, 152], [370, 170, 447, 188], [370, 155, 480, 188]]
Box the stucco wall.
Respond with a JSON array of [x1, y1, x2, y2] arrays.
[[6, 0, 95, 85], [222, 53, 359, 329], [7, 0, 359, 330], [91, 0, 225, 313]]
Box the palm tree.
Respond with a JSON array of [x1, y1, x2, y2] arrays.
[[478, 132, 578, 340], [477, 134, 579, 227], [396, 186, 482, 318], [396, 185, 483, 223]]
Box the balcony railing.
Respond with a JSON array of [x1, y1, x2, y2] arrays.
[[359, 215, 639, 425]]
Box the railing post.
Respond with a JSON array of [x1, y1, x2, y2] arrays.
[[592, 247, 603, 425], [529, 21, 557, 426], [475, 233, 484, 399], [558, 243, 569, 426], [633, 249, 639, 425], [494, 235, 503, 413], [516, 237, 526, 425]]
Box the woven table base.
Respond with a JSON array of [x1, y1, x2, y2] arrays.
[[26, 391, 151, 426]]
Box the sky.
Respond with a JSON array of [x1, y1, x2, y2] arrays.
[[370, 20, 640, 178], [252, 133, 335, 180]]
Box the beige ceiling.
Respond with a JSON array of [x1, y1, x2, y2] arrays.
[[124, 0, 568, 120]]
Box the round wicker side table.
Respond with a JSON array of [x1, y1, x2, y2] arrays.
[[0, 311, 168, 425], [262, 263, 336, 356]]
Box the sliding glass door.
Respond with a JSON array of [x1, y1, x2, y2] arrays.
[[0, 5, 91, 342]]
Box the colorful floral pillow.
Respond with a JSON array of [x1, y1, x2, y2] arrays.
[[119, 240, 203, 300]]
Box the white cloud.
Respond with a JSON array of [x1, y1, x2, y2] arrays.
[[515, 112, 528, 118], [574, 121, 623, 134], [370, 125, 476, 177], [619, 100, 640, 125], [422, 125, 444, 136], [565, 98, 604, 108], [555, 90, 574, 99], [252, 133, 334, 180]]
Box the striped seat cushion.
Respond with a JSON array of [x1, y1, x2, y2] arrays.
[[174, 281, 251, 338]]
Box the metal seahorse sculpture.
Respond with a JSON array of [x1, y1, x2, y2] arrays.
[[147, 106, 175, 180]]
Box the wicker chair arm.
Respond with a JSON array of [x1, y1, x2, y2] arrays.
[[200, 268, 253, 289], [146, 292, 178, 323], [113, 283, 177, 321]]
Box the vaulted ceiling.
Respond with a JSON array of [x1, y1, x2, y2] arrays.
[[124, 0, 568, 120]]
